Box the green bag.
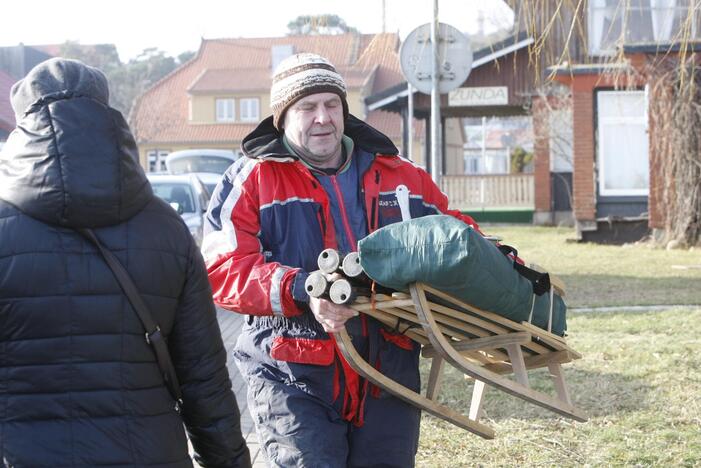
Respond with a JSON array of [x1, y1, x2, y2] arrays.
[[357, 215, 567, 336]]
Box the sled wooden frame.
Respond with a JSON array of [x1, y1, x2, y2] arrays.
[[334, 282, 587, 439]]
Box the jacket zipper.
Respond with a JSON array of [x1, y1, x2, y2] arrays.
[[330, 176, 358, 250], [371, 170, 380, 231], [317, 208, 327, 236]]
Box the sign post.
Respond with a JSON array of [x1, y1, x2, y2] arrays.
[[399, 18, 473, 185], [430, 0, 441, 185]]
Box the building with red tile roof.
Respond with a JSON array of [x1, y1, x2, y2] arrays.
[[131, 33, 424, 171]]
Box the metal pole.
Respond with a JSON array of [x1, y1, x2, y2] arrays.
[[407, 83, 414, 160], [382, 0, 387, 33], [430, 0, 442, 186]]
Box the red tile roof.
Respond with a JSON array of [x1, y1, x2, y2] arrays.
[[188, 68, 271, 93], [187, 65, 371, 94], [0, 70, 17, 132], [132, 33, 408, 146]]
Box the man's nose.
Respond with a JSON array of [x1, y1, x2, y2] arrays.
[[314, 106, 331, 124]]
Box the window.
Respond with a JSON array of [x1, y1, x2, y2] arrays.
[[597, 90, 649, 196], [147, 150, 170, 173], [461, 116, 532, 175], [464, 153, 481, 174], [216, 98, 235, 122], [462, 149, 509, 174], [151, 183, 196, 213], [549, 108, 574, 172], [588, 0, 698, 56], [240, 98, 260, 122]]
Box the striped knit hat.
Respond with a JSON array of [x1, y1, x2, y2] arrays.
[[270, 53, 348, 131]]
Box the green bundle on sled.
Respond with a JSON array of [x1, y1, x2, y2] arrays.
[[357, 215, 567, 336]]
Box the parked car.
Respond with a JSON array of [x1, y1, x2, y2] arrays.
[[146, 173, 209, 246], [165, 149, 240, 194]]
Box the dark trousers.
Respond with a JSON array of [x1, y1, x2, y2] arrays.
[[246, 375, 421, 467]]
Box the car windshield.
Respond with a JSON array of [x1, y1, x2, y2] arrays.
[[151, 183, 196, 213], [168, 156, 234, 174]]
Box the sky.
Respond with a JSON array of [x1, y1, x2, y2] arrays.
[[0, 0, 513, 62]]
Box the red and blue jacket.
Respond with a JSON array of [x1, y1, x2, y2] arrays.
[[203, 115, 481, 425]]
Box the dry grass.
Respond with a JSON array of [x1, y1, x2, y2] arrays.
[[417, 307, 701, 467], [483, 225, 701, 308], [414, 226, 701, 466]]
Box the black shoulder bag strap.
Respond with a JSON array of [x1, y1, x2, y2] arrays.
[[77, 228, 184, 410]]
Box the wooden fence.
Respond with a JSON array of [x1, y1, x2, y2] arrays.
[[441, 174, 534, 210]]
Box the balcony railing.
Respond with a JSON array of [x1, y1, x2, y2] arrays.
[[441, 174, 535, 210]]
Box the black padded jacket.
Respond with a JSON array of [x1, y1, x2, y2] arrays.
[[0, 58, 250, 467]]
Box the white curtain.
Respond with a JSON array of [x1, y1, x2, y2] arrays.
[[597, 92, 649, 196], [650, 0, 677, 42], [589, 0, 608, 53]]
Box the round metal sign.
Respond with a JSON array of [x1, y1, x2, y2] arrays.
[[399, 22, 473, 95]]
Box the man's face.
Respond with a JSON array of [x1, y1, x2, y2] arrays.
[[283, 92, 345, 168]]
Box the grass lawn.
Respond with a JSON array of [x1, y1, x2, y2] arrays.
[[480, 225, 701, 308], [415, 226, 701, 466], [417, 307, 701, 467]]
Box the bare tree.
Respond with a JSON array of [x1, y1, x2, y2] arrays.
[[508, 0, 700, 245], [287, 14, 359, 36]]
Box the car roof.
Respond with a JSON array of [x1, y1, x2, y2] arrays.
[[146, 173, 200, 184], [166, 149, 238, 160]]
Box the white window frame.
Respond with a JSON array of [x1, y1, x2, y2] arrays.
[[147, 150, 170, 173], [216, 98, 235, 122], [588, 0, 698, 56], [597, 89, 649, 197], [463, 151, 481, 174], [240, 98, 260, 123]]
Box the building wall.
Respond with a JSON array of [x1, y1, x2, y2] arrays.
[[346, 90, 365, 118], [188, 91, 366, 125], [444, 118, 464, 174], [414, 47, 537, 117], [190, 93, 271, 124], [190, 95, 216, 122], [571, 83, 597, 222], [408, 136, 424, 166]]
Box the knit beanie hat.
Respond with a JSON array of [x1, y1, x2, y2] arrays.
[[270, 53, 348, 131]]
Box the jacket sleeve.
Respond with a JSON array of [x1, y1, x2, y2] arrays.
[[170, 235, 251, 468], [202, 159, 305, 317]]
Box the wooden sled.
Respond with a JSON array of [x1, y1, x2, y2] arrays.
[[333, 282, 587, 438]]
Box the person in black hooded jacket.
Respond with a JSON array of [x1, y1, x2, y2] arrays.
[[0, 58, 251, 467]]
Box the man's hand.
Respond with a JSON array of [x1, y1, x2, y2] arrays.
[[309, 296, 358, 333]]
